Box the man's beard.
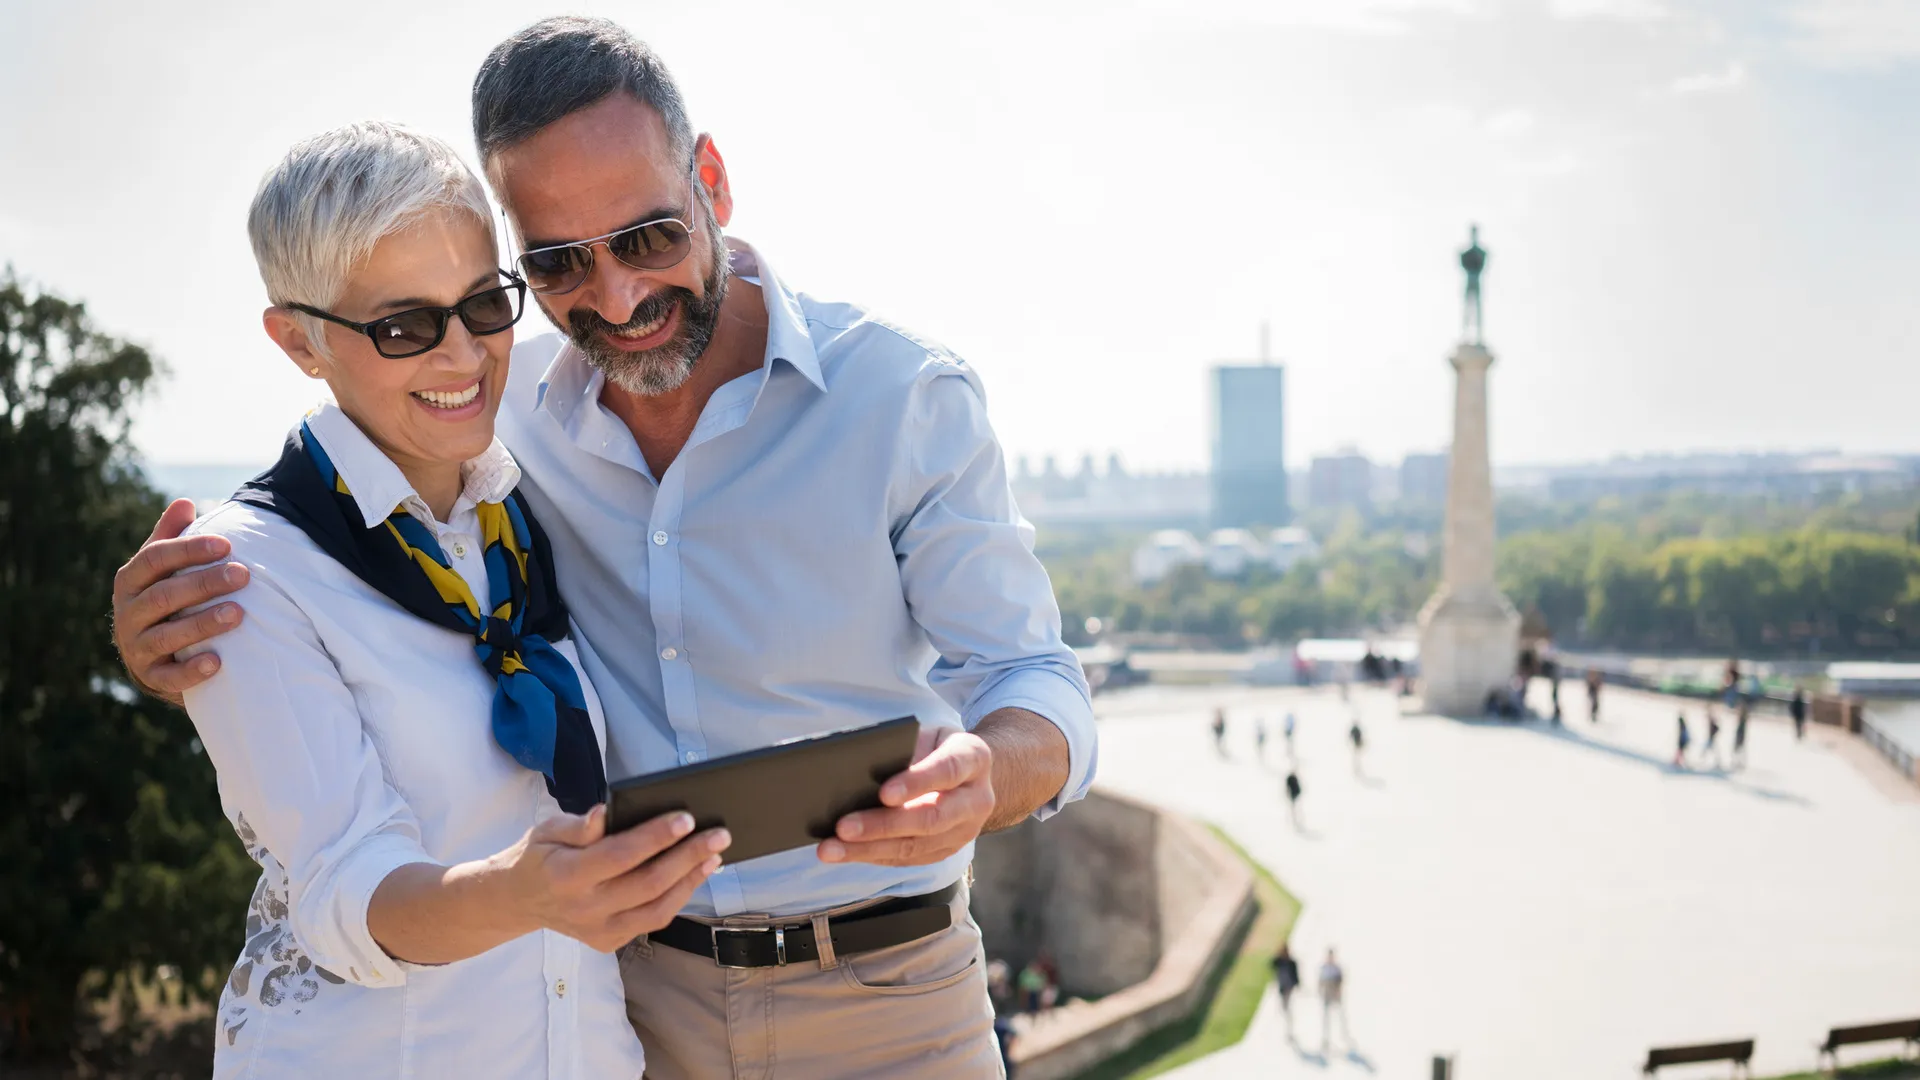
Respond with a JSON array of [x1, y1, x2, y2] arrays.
[[566, 228, 730, 396]]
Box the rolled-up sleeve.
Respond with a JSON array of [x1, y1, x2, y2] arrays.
[[890, 365, 1098, 818], [180, 543, 435, 987]]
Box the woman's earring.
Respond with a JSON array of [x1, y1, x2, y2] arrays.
[[308, 367, 321, 376]]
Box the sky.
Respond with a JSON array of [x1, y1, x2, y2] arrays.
[[3, 0, 1918, 473]]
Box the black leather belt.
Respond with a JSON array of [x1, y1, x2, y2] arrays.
[[651, 883, 958, 969]]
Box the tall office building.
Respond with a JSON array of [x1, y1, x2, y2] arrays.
[[1210, 364, 1288, 527]]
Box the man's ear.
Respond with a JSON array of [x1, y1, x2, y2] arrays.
[[696, 136, 734, 228], [262, 308, 328, 378]]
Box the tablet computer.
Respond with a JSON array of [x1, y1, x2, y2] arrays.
[[605, 716, 921, 864]]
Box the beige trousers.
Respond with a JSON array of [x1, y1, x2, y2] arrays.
[[618, 885, 1003, 1080]]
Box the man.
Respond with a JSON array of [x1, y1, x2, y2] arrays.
[[109, 17, 1095, 1078], [1270, 942, 1300, 1041], [1284, 768, 1303, 831], [1318, 948, 1351, 1054]]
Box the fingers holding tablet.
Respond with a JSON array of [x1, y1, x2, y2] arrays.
[[820, 728, 995, 867], [515, 807, 730, 953]]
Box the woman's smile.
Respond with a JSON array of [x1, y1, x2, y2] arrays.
[[411, 373, 488, 421]]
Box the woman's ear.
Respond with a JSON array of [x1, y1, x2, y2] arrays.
[[263, 308, 327, 378]]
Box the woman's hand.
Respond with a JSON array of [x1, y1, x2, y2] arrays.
[[369, 805, 730, 964], [505, 805, 730, 953]]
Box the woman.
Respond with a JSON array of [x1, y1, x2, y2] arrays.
[[177, 121, 725, 1078]]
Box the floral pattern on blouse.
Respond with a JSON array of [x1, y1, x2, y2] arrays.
[[217, 814, 347, 1047]]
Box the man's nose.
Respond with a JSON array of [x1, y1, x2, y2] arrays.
[[579, 250, 651, 325]]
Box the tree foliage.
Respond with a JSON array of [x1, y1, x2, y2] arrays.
[[1044, 508, 1920, 653], [0, 271, 253, 1062]]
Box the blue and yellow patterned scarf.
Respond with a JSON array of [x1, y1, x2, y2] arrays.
[[235, 422, 607, 814]]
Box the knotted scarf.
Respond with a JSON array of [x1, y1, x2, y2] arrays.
[[235, 422, 607, 814]]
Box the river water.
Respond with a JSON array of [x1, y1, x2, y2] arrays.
[[1865, 699, 1920, 754]]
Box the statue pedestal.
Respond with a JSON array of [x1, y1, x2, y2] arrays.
[[1418, 584, 1521, 715], [1417, 341, 1520, 715]]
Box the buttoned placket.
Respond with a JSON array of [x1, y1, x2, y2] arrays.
[[541, 929, 579, 1078], [557, 363, 772, 917]]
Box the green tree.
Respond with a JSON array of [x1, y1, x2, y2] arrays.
[[0, 272, 253, 1062]]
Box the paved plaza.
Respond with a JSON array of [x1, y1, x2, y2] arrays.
[[1088, 682, 1920, 1079]]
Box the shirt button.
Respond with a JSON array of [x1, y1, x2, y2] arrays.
[[555, 978, 566, 998], [652, 531, 669, 546], [452, 542, 468, 558], [683, 750, 700, 764], [660, 647, 678, 661]]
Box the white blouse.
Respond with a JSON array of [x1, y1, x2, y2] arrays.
[[180, 404, 645, 1080]]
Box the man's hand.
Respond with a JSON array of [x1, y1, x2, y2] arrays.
[[111, 499, 250, 706], [819, 726, 995, 867]]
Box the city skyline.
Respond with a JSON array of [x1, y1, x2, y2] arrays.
[[6, 1, 1920, 473]]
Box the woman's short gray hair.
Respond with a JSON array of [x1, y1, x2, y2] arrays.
[[248, 120, 493, 356]]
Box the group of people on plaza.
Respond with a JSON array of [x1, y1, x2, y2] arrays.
[[1669, 664, 1813, 770], [1211, 703, 1358, 832], [1271, 943, 1354, 1056]]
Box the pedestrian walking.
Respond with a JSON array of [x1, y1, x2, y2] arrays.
[[1284, 769, 1303, 830], [1545, 656, 1563, 724], [1283, 712, 1297, 757], [1702, 706, 1722, 768], [1732, 700, 1750, 769], [1271, 942, 1301, 1041], [1017, 958, 1049, 1014], [1722, 658, 1742, 710], [1674, 712, 1691, 768], [1790, 688, 1808, 741], [1319, 948, 1352, 1054], [1348, 715, 1365, 776], [1586, 668, 1603, 723], [1211, 707, 1227, 756], [1255, 717, 1268, 759]]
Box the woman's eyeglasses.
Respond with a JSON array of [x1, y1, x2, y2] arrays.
[[287, 275, 526, 359], [513, 155, 702, 296]]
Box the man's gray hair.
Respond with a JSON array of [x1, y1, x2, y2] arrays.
[[471, 16, 694, 170], [248, 120, 493, 357]]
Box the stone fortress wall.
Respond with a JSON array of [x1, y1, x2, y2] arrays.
[[970, 788, 1256, 1080]]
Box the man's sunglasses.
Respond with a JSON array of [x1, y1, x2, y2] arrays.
[[287, 275, 527, 359], [513, 155, 702, 296]]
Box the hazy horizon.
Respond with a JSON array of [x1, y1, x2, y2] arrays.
[[6, 0, 1918, 473]]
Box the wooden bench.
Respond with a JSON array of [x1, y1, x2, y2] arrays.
[[1818, 1018, 1920, 1073], [1643, 1039, 1754, 1076]]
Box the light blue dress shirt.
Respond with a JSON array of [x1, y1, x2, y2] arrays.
[[498, 242, 1096, 918]]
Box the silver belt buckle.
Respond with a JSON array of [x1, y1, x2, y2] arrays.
[[710, 925, 787, 968]]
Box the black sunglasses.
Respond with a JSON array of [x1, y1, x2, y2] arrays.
[[514, 155, 702, 296], [288, 275, 527, 359]]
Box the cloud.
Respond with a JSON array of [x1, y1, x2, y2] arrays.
[[1134, 0, 1487, 35], [1483, 107, 1537, 138], [1670, 62, 1747, 94], [1787, 0, 1920, 67], [1550, 0, 1670, 20]]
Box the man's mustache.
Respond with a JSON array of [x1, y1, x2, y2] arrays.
[[568, 287, 690, 340]]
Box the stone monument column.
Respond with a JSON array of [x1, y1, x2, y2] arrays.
[[1418, 227, 1520, 715]]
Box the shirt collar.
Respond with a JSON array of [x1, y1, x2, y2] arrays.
[[303, 401, 523, 529], [535, 237, 827, 427]]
